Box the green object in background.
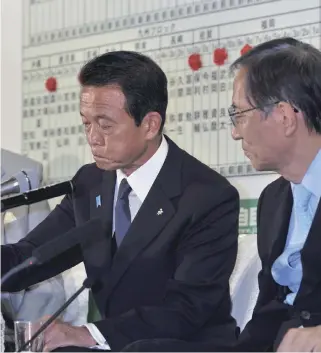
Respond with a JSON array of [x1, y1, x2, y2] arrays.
[[239, 199, 258, 234], [87, 290, 102, 323]]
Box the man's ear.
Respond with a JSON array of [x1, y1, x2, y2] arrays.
[[277, 102, 299, 137], [142, 112, 162, 139]]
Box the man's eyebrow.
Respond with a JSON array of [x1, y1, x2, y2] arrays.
[[80, 112, 117, 123], [95, 114, 117, 122]]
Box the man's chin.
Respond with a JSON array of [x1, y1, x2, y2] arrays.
[[95, 160, 119, 171], [250, 160, 273, 172]]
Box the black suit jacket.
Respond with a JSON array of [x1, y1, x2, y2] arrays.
[[237, 176, 321, 352], [2, 138, 240, 351]]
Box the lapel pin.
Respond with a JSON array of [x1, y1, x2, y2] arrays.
[[96, 195, 101, 208], [157, 208, 163, 216]]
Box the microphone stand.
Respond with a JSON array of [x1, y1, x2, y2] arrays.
[[0, 257, 38, 286], [18, 277, 96, 352], [1, 180, 73, 212]]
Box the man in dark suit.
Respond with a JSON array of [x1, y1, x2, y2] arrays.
[[229, 37, 321, 352], [1, 51, 240, 351], [123, 38, 321, 353]]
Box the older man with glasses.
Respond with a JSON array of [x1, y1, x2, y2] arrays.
[[228, 36, 321, 352]]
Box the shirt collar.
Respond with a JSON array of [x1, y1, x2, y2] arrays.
[[291, 148, 321, 199], [116, 136, 169, 203]]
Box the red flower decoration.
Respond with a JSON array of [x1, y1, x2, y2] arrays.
[[213, 48, 228, 66], [188, 53, 202, 71], [240, 44, 253, 56], [45, 77, 57, 92]]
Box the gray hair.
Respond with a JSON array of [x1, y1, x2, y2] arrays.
[[230, 37, 321, 133]]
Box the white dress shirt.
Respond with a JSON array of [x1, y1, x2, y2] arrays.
[[85, 136, 168, 349]]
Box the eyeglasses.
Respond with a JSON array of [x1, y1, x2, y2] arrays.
[[228, 102, 281, 127], [228, 102, 300, 126]]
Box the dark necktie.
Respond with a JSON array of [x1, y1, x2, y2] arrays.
[[87, 179, 132, 322], [115, 178, 132, 246]]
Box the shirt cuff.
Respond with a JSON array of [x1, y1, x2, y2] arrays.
[[84, 323, 111, 350]]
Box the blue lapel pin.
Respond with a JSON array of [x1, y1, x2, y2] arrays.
[[96, 195, 101, 208]]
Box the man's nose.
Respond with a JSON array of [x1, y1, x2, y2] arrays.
[[231, 125, 242, 140], [88, 125, 104, 146]]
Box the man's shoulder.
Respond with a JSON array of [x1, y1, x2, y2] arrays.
[[258, 176, 290, 211], [261, 175, 289, 198], [72, 162, 105, 185], [166, 147, 239, 208], [179, 148, 235, 189]]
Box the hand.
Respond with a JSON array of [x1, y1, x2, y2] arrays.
[[41, 316, 96, 351], [277, 325, 321, 352]]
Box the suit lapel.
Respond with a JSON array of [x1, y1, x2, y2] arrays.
[[268, 182, 293, 265], [84, 171, 116, 276], [90, 170, 116, 230], [106, 137, 182, 297], [108, 184, 176, 295]]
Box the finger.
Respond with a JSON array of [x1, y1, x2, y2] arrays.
[[292, 339, 314, 352], [43, 326, 53, 342], [54, 317, 64, 324], [40, 315, 52, 322], [277, 341, 290, 352], [43, 327, 56, 351], [313, 343, 321, 352], [291, 329, 318, 352], [44, 335, 60, 353], [277, 329, 297, 352], [279, 331, 313, 352], [39, 315, 57, 330], [45, 342, 58, 352]]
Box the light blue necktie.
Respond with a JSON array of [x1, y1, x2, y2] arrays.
[[272, 184, 313, 303]]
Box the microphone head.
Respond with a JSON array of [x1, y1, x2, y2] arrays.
[[15, 169, 39, 192], [83, 277, 97, 289], [1, 169, 39, 197]]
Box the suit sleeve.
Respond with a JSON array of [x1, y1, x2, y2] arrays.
[[93, 183, 239, 351], [1, 167, 85, 293], [3, 191, 66, 321]]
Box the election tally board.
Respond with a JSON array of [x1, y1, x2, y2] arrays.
[[239, 198, 258, 235], [21, 0, 321, 184]]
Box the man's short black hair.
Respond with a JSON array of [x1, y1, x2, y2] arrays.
[[79, 51, 168, 132]]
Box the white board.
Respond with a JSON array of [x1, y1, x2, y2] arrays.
[[21, 0, 321, 183]]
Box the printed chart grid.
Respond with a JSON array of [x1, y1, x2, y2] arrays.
[[22, 0, 321, 183]]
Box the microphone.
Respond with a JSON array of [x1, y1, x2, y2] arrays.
[[1, 169, 38, 197], [1, 180, 74, 212], [1, 219, 104, 286]]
